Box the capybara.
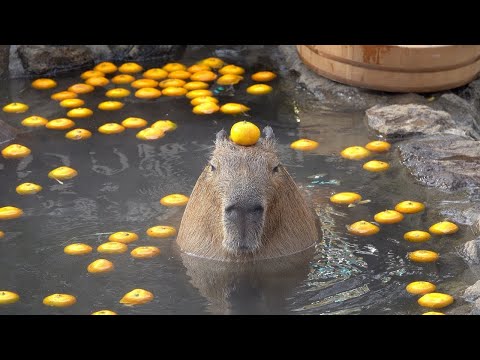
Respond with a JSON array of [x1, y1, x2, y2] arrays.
[[177, 126, 319, 262]]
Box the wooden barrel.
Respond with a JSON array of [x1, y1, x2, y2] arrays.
[[297, 45, 480, 93]]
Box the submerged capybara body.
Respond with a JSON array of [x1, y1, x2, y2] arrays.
[[176, 126, 319, 262]]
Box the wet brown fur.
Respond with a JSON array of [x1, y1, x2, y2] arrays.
[[177, 128, 319, 262]]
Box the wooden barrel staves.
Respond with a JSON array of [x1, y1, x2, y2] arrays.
[[297, 45, 480, 93]]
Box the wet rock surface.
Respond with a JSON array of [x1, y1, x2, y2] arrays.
[[397, 135, 480, 196], [109, 45, 186, 61], [17, 45, 94, 76]]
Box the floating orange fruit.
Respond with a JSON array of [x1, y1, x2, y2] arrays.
[[340, 146, 371, 160], [43, 294, 76, 307], [422, 311, 445, 315], [105, 88, 131, 98], [0, 206, 23, 220], [162, 87, 188, 97], [81, 70, 105, 80], [1, 144, 31, 159], [3, 102, 29, 113], [251, 71, 277, 82], [220, 103, 250, 115], [85, 76, 110, 87], [108, 232, 138, 244], [230, 121, 261, 146], [408, 250, 439, 263], [395, 201, 425, 214], [160, 194, 189, 207], [67, 108, 93, 118], [21, 115, 48, 128], [98, 123, 125, 134], [186, 89, 213, 99], [246, 84, 272, 95], [158, 79, 186, 88], [290, 139, 319, 151], [146, 225, 177, 238], [365, 140, 391, 153], [0, 231, 4, 238], [131, 246, 161, 259], [347, 220, 380, 236], [429, 221, 459, 235], [217, 74, 244, 85], [31, 78, 57, 90], [162, 63, 187, 72], [184, 81, 209, 91], [48, 166, 78, 180], [94, 62, 117, 74], [363, 160, 390, 172], [118, 62, 143, 74], [0, 291, 19, 305], [143, 68, 168, 80], [120, 289, 154, 305], [135, 87, 162, 99], [45, 118, 75, 130], [219, 64, 245, 75], [59, 99, 85, 108], [406, 281, 436, 295], [418, 293, 454, 309], [64, 243, 93, 255], [187, 64, 211, 73], [190, 96, 219, 106], [130, 78, 159, 89], [87, 259, 114, 274], [190, 70, 217, 82], [98, 101, 124, 111], [16, 182, 42, 195], [65, 128, 92, 141], [151, 120, 177, 132], [122, 117, 148, 129], [330, 192, 362, 205], [68, 83, 94, 94], [403, 230, 431, 243], [136, 127, 165, 140], [192, 102, 219, 115], [97, 241, 128, 254], [374, 210, 404, 224], [92, 310, 117, 315], [111, 74, 136, 84], [199, 57, 224, 69], [168, 70, 192, 80], [51, 91, 78, 101]]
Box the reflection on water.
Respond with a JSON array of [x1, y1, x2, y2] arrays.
[[0, 48, 474, 315]]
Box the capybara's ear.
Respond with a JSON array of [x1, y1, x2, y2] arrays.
[[215, 129, 229, 144], [262, 126, 275, 140]]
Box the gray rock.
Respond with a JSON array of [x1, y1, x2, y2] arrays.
[[0, 119, 18, 144], [84, 45, 112, 61], [366, 104, 456, 140], [471, 299, 480, 315], [0, 45, 9, 79], [397, 134, 480, 195], [461, 238, 480, 266], [431, 93, 480, 139], [8, 45, 24, 78], [464, 280, 480, 302], [17, 45, 94, 76], [108, 45, 186, 61]]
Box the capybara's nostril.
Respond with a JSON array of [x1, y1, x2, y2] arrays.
[[251, 205, 264, 214]]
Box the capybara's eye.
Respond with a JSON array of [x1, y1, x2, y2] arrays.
[[272, 164, 280, 173]]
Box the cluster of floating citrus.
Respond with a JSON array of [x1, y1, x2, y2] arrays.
[[0, 55, 279, 314], [329, 187, 458, 313]]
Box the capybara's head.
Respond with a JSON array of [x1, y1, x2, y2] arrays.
[[177, 126, 319, 262]]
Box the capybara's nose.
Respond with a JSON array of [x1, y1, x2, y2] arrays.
[[225, 203, 264, 218]]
